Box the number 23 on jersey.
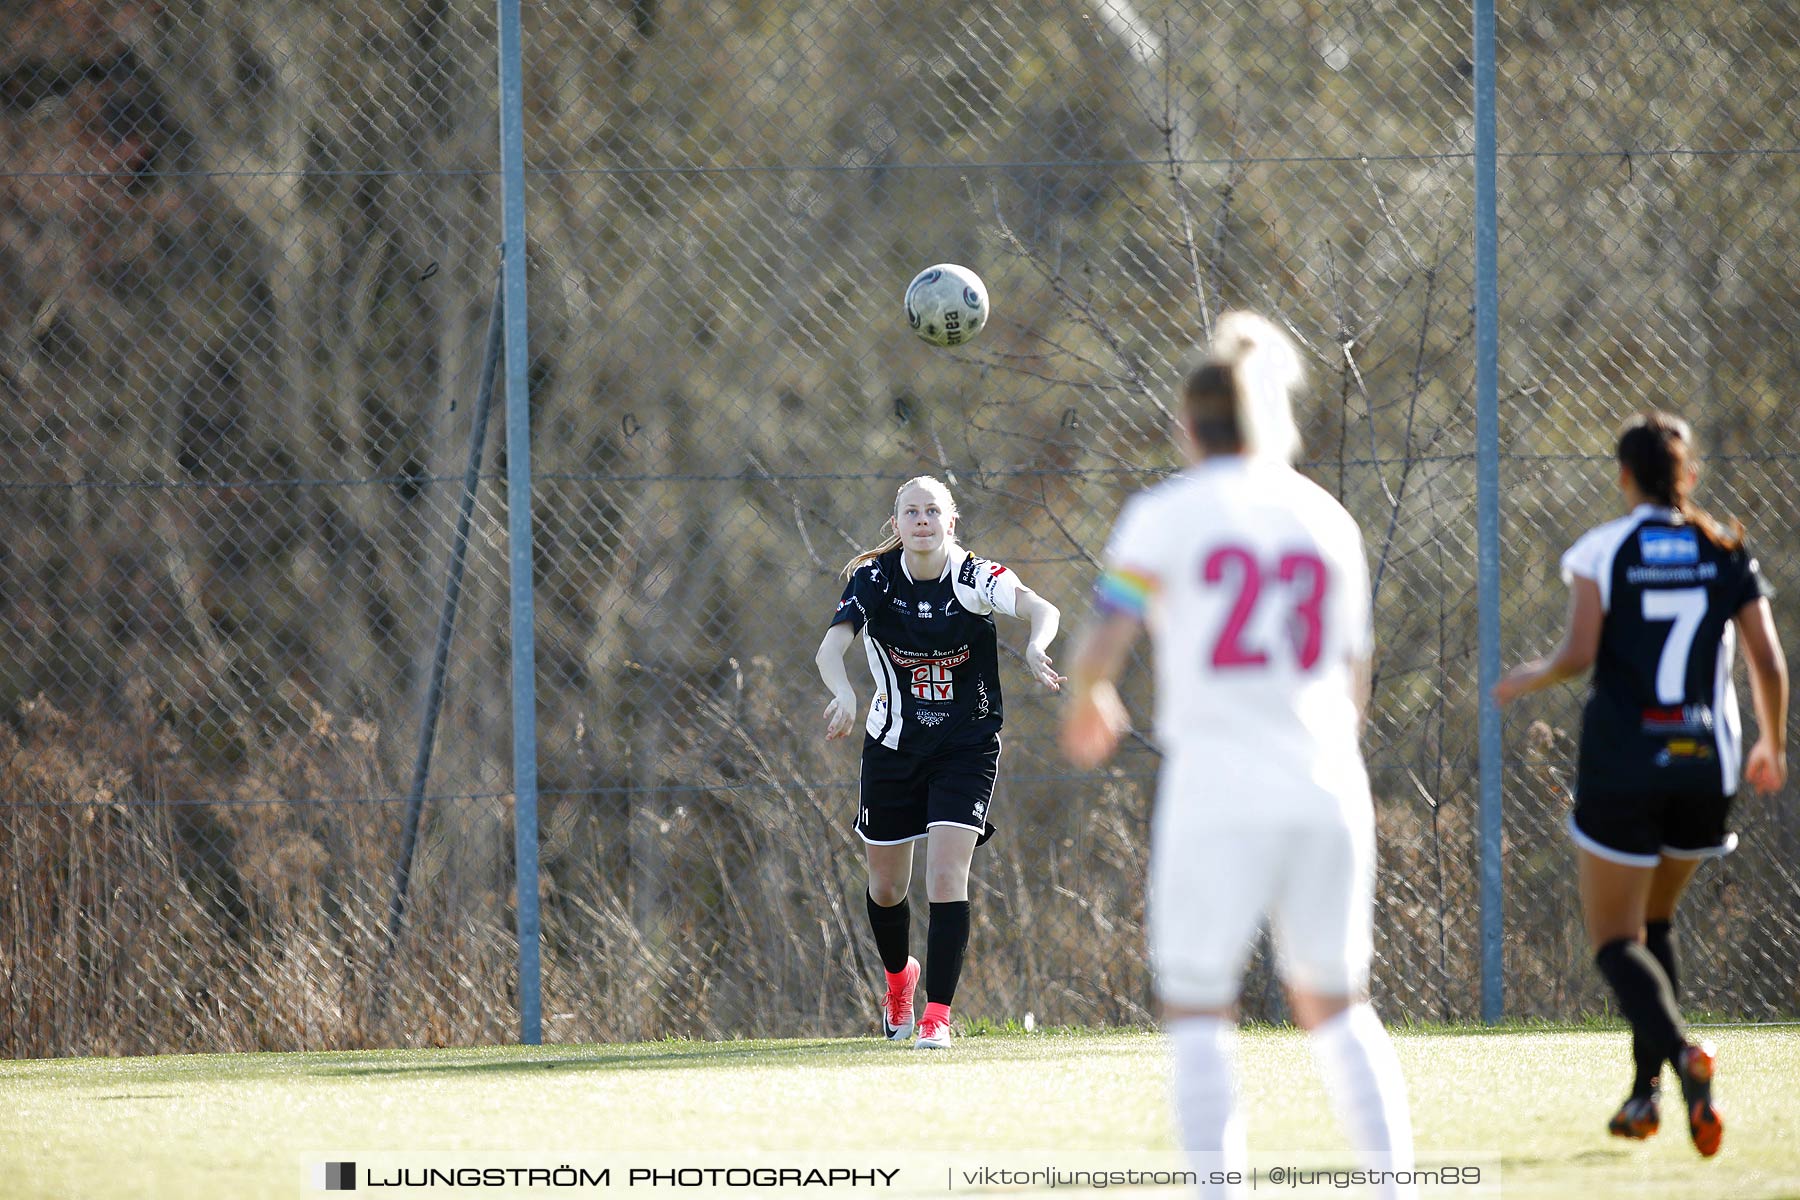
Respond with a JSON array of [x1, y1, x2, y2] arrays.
[[1202, 545, 1331, 670]]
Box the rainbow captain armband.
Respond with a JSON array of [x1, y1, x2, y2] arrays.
[[1094, 566, 1156, 618]]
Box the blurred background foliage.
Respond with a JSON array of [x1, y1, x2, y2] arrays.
[[3, 0, 1796, 1055]]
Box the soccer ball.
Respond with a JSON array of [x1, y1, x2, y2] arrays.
[[904, 264, 989, 347]]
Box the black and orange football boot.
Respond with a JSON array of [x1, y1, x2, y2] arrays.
[[1675, 1041, 1723, 1158]]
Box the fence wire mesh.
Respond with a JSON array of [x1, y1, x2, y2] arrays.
[[2, 0, 1796, 1057], [2, 0, 516, 1056], [1495, 5, 1800, 1021]]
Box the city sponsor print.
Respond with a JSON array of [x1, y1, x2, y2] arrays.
[[882, 644, 971, 701]]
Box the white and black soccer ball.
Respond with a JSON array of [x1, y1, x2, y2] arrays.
[[904, 263, 989, 348]]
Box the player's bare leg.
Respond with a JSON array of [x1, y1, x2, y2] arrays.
[[1581, 850, 1718, 1153], [1612, 855, 1703, 1136], [1646, 853, 1722, 1155]]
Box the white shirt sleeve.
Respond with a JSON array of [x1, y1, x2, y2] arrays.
[[978, 559, 1023, 618], [1559, 516, 1638, 612], [952, 549, 1022, 618], [1093, 494, 1168, 619], [1560, 527, 1607, 585], [1103, 494, 1162, 573]]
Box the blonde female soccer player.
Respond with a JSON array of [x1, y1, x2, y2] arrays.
[[1062, 314, 1415, 1200], [815, 476, 1063, 1050], [1495, 411, 1787, 1156]]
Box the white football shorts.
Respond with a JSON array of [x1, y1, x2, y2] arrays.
[[1148, 803, 1375, 1010]]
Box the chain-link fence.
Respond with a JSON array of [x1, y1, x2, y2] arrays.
[[4, 1, 1797, 1058], [1495, 3, 1800, 1026]]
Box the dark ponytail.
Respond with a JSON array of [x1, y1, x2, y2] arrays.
[[1616, 411, 1742, 551], [1181, 362, 1244, 452]]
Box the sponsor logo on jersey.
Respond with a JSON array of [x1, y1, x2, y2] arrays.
[[1641, 704, 1713, 735], [975, 677, 991, 718], [917, 600, 932, 616], [958, 557, 980, 588], [909, 663, 955, 701], [1655, 738, 1715, 767], [884, 645, 971, 669], [980, 563, 1009, 604], [1627, 562, 1718, 584], [916, 711, 947, 727], [1641, 527, 1699, 564], [971, 799, 987, 820], [883, 645, 970, 703]]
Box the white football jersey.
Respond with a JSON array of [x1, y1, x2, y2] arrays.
[[1099, 457, 1374, 822]]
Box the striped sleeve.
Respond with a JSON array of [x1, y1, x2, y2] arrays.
[[1095, 566, 1157, 618]]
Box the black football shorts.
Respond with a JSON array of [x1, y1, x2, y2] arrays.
[[855, 734, 1000, 846], [1568, 785, 1737, 867]]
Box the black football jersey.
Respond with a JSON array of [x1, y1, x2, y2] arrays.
[[830, 546, 1022, 753], [1561, 505, 1771, 795]]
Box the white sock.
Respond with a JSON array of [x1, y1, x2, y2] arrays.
[[1168, 1017, 1246, 1200], [1309, 1004, 1416, 1200]]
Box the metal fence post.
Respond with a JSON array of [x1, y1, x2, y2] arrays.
[[497, 0, 542, 1047], [1473, 0, 1505, 1025]]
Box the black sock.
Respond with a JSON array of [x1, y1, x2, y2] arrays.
[[1595, 938, 1686, 1089], [865, 892, 911, 976], [1628, 1030, 1665, 1100], [1644, 920, 1678, 997], [1629, 921, 1679, 1096], [925, 900, 972, 1007]]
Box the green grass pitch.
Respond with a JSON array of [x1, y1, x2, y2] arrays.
[[4, 1025, 1798, 1198]]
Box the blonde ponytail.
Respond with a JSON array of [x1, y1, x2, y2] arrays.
[[840, 531, 904, 580]]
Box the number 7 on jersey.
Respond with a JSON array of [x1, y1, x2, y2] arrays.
[[1641, 586, 1706, 705]]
